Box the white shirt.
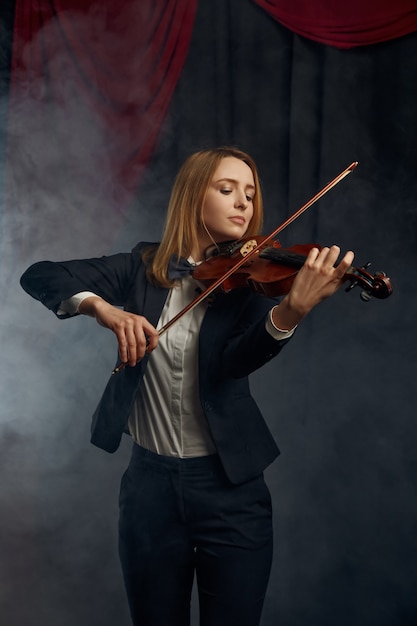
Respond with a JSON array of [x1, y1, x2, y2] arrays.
[[128, 275, 216, 457]]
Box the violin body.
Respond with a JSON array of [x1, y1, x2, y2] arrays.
[[193, 236, 393, 301]]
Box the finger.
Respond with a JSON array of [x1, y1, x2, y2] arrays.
[[116, 323, 137, 367], [118, 320, 143, 366], [117, 340, 128, 365], [130, 322, 153, 364], [113, 324, 131, 364], [135, 318, 158, 352], [316, 245, 340, 268], [305, 246, 321, 265], [117, 336, 129, 364], [326, 245, 341, 265], [334, 249, 355, 277], [126, 330, 140, 366], [144, 327, 159, 352]]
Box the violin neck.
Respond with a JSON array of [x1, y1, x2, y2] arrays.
[[259, 247, 306, 268]]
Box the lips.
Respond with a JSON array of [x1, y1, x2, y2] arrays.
[[228, 216, 246, 225]]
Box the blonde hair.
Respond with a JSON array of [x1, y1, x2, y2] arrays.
[[143, 146, 263, 287]]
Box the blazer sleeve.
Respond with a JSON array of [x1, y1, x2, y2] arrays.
[[216, 290, 294, 379], [20, 249, 141, 317]]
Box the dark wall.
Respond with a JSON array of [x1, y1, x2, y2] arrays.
[[1, 1, 417, 625]]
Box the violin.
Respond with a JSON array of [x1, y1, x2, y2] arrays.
[[193, 236, 393, 302]]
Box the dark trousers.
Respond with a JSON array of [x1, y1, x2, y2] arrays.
[[118, 444, 273, 626]]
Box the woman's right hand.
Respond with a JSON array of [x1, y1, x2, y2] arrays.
[[79, 296, 159, 367]]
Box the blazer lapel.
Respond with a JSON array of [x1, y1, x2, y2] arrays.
[[142, 280, 169, 327]]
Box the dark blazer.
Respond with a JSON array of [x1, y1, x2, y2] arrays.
[[20, 242, 293, 484]]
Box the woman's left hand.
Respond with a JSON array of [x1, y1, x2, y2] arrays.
[[271, 245, 354, 330]]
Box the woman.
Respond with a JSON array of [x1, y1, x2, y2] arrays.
[[20, 146, 354, 626]]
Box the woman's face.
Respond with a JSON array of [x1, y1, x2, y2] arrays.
[[199, 156, 255, 252]]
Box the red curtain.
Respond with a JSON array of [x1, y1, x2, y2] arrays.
[[7, 0, 197, 216], [254, 0, 417, 48]]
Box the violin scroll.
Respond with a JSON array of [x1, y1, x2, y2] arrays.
[[345, 263, 393, 301]]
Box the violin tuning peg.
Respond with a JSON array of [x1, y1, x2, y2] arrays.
[[345, 281, 357, 292], [360, 291, 371, 302]]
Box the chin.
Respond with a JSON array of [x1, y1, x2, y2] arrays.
[[222, 227, 249, 241]]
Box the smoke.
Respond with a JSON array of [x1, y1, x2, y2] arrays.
[[0, 6, 173, 625]]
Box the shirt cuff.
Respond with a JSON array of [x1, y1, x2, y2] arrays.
[[265, 306, 296, 340], [57, 291, 99, 317]]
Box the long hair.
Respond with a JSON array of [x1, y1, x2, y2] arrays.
[[143, 146, 263, 287]]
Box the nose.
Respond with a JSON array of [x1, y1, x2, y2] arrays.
[[235, 192, 248, 210]]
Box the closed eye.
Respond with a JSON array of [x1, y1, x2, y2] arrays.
[[220, 189, 253, 201]]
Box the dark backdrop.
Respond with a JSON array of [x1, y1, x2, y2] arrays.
[[1, 1, 417, 625]]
